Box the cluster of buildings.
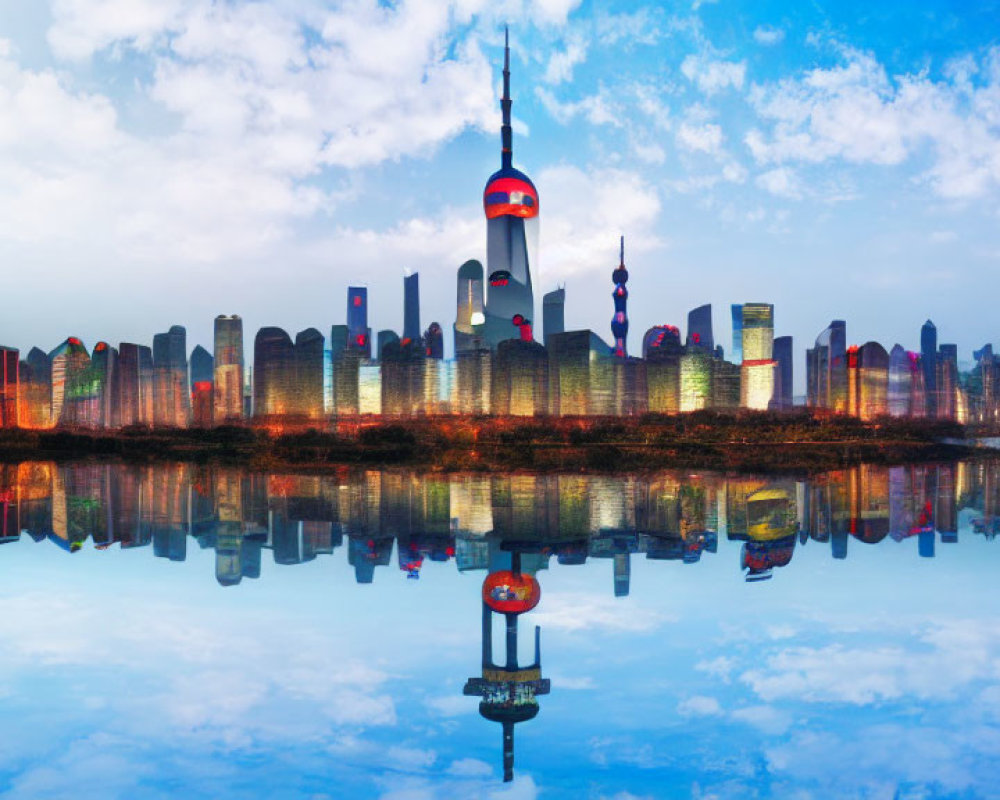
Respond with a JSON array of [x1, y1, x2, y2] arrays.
[[1, 460, 994, 588], [1, 34, 997, 430]]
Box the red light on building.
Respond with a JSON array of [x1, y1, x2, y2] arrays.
[[692, 332, 700, 344], [95, 342, 107, 352], [482, 570, 540, 614], [355, 334, 367, 347], [353, 296, 362, 307], [68, 337, 82, 346]]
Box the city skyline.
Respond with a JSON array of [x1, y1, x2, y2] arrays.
[[0, 1, 999, 385]]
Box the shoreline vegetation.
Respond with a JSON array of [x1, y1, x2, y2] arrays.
[[0, 411, 993, 474]]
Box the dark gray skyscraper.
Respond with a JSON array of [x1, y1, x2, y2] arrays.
[[921, 320, 938, 418], [773, 335, 793, 410], [687, 304, 714, 353], [403, 273, 420, 344], [347, 287, 371, 359], [455, 260, 486, 354], [542, 288, 565, 347], [152, 325, 189, 427]]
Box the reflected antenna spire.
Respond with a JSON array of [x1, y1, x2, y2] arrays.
[[501, 25, 513, 170]]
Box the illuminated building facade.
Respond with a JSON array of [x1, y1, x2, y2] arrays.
[[152, 326, 190, 428], [253, 327, 295, 418], [492, 339, 548, 416], [848, 342, 889, 421], [18, 348, 51, 428], [294, 328, 325, 419], [213, 315, 244, 423], [679, 350, 712, 412], [739, 303, 775, 410], [643, 325, 682, 414], [547, 331, 614, 415], [0, 346, 18, 428], [90, 342, 117, 428], [807, 320, 847, 412], [731, 304, 743, 364], [483, 31, 538, 349], [937, 343, 958, 421], [48, 337, 90, 426], [190, 344, 214, 427]]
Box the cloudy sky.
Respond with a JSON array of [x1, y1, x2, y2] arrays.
[[1, 0, 999, 384]]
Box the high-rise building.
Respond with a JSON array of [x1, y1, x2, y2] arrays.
[[294, 328, 326, 419], [455, 260, 486, 354], [541, 288, 565, 347], [253, 327, 295, 417], [116, 343, 151, 427], [547, 331, 614, 415], [921, 320, 937, 418], [90, 342, 117, 427], [152, 325, 190, 427], [347, 287, 371, 359], [403, 273, 420, 344], [330, 324, 360, 415], [937, 343, 959, 421], [772, 336, 793, 410], [483, 30, 538, 348], [377, 330, 399, 360], [643, 325, 682, 414], [807, 320, 847, 412], [611, 237, 629, 358], [190, 345, 214, 427], [213, 315, 244, 423], [687, 304, 714, 353], [19, 348, 51, 428], [739, 303, 775, 410], [887, 345, 911, 417], [492, 338, 548, 416], [48, 337, 90, 426], [0, 346, 18, 428], [731, 304, 743, 364], [849, 342, 889, 420]]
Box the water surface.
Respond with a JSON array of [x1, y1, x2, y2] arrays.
[[0, 460, 998, 799]]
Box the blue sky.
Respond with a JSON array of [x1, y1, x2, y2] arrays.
[[0, 0, 999, 387]]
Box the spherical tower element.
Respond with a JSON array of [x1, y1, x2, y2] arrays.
[[611, 236, 629, 358]]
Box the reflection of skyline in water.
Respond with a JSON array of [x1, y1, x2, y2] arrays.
[[1, 459, 999, 796], [2, 460, 996, 586]]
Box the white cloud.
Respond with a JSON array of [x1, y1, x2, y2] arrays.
[[543, 34, 587, 84], [730, 704, 792, 734], [532, 587, 670, 632], [755, 166, 802, 198], [680, 54, 746, 95], [746, 43, 1000, 198], [536, 86, 620, 126], [676, 121, 723, 154], [753, 26, 785, 46], [676, 695, 722, 717], [446, 758, 493, 777]]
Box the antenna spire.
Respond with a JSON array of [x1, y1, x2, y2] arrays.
[[501, 26, 513, 170], [620, 235, 624, 265]]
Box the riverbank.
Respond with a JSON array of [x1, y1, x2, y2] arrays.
[[0, 411, 986, 474]]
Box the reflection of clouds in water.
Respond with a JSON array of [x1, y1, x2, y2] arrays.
[[532, 592, 673, 633], [740, 619, 1000, 705]]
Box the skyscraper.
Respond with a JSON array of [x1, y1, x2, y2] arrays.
[[403, 273, 420, 344], [541, 287, 565, 347], [347, 286, 371, 359], [731, 304, 743, 364], [455, 260, 486, 354], [772, 335, 793, 410], [48, 337, 90, 426], [921, 320, 937, 418], [739, 303, 775, 410], [294, 328, 326, 419], [253, 327, 295, 417], [190, 345, 214, 427], [483, 30, 538, 348], [213, 315, 244, 423], [0, 346, 18, 428], [611, 237, 629, 358], [152, 325, 190, 427], [687, 304, 714, 353]]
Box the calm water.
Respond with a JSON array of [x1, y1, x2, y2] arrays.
[[0, 460, 998, 799]]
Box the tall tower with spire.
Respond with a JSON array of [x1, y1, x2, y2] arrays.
[[611, 236, 629, 358], [483, 28, 539, 349]]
